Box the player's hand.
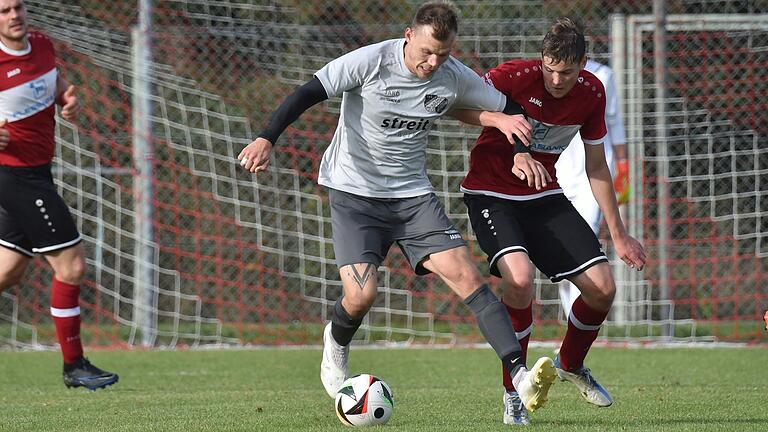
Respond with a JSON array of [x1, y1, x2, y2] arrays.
[[238, 137, 273, 173], [59, 85, 79, 121], [0, 119, 8, 151], [512, 152, 551, 190], [613, 233, 646, 271], [496, 114, 532, 146], [614, 159, 630, 205]]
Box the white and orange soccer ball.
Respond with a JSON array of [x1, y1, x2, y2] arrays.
[[334, 374, 394, 427]]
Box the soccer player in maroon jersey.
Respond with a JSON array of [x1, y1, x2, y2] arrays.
[[452, 18, 646, 425], [0, 0, 117, 390]]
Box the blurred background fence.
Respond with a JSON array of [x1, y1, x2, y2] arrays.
[[1, 0, 765, 349]]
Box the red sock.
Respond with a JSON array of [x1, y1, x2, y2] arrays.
[[502, 301, 532, 391], [559, 296, 607, 371], [51, 278, 83, 364]]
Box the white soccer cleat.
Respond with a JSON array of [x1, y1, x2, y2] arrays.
[[513, 357, 557, 412], [503, 390, 530, 425], [320, 322, 349, 398], [554, 356, 613, 407]]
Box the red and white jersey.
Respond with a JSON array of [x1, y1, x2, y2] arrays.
[[0, 31, 58, 167], [461, 59, 607, 199]]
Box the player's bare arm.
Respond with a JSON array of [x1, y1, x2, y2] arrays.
[[584, 143, 646, 270], [56, 75, 79, 121], [238, 77, 328, 174]]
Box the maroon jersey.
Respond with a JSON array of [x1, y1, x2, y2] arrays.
[[0, 31, 58, 167], [461, 59, 607, 199]]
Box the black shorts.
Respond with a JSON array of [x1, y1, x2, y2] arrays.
[[0, 164, 81, 257], [464, 192, 607, 282], [328, 188, 466, 275]]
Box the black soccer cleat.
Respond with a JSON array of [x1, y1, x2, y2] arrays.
[[63, 357, 119, 390]]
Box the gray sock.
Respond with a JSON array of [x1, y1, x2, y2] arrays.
[[463, 284, 524, 371], [330, 298, 363, 346]]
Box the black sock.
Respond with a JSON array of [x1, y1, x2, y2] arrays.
[[330, 298, 363, 346], [464, 284, 524, 373]]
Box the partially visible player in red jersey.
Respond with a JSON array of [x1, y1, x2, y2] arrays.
[[0, 0, 117, 390], [453, 18, 646, 425]]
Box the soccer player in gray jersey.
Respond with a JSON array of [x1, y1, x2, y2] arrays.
[[238, 1, 557, 413]]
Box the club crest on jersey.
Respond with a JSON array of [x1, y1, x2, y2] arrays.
[[30, 79, 48, 99], [424, 94, 448, 113]]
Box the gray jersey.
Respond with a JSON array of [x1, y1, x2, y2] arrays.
[[315, 38, 506, 198]]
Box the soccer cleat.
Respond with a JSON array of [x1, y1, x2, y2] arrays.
[[514, 357, 557, 412], [63, 357, 119, 390], [554, 356, 613, 407], [320, 322, 349, 398], [503, 390, 530, 425]]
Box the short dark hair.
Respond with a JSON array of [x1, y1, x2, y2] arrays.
[[412, 1, 460, 41], [541, 17, 586, 64]]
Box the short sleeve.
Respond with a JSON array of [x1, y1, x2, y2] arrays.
[[453, 61, 506, 111], [314, 46, 375, 99], [580, 81, 607, 145]]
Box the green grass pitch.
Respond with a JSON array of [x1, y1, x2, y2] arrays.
[[1, 347, 765, 431]]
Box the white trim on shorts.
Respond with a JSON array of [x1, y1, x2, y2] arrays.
[[32, 235, 82, 254], [489, 245, 528, 272], [552, 255, 608, 281], [0, 238, 34, 257], [461, 186, 564, 201]]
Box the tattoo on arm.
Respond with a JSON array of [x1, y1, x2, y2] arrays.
[[349, 264, 375, 290]]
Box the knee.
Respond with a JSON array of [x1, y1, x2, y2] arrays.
[[53, 258, 87, 285], [342, 290, 376, 318], [581, 279, 615, 311], [501, 278, 533, 306], [500, 267, 534, 305]]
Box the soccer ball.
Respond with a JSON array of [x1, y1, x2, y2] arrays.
[[334, 374, 394, 427]]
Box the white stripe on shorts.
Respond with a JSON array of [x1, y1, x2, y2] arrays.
[[552, 255, 607, 281], [0, 238, 34, 257], [32, 235, 82, 254], [489, 246, 528, 271], [50, 306, 81, 318]]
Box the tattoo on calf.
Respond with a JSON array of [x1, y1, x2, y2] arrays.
[[350, 264, 375, 290]]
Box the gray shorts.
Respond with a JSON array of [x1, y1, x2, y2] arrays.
[[328, 188, 466, 275]]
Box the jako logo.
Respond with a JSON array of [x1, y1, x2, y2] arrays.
[[380, 117, 430, 131], [528, 97, 542, 107], [6, 68, 20, 78], [444, 229, 462, 240]]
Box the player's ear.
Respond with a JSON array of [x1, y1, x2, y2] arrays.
[[404, 27, 413, 42], [579, 56, 587, 70]]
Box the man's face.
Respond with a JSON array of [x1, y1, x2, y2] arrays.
[[0, 0, 27, 45], [403, 25, 456, 79], [541, 55, 586, 99]]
